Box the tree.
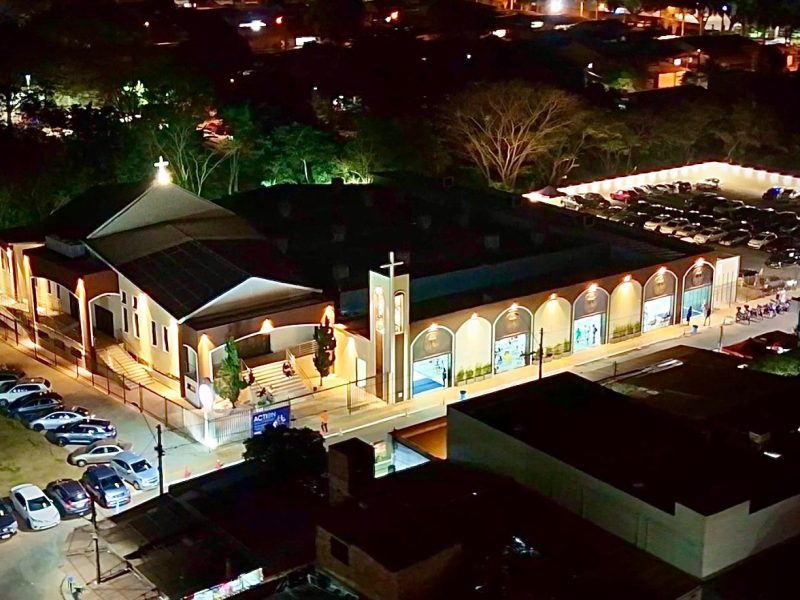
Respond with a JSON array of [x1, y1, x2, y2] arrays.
[[313, 317, 337, 387], [262, 123, 340, 185], [213, 338, 247, 407], [306, 0, 365, 42], [243, 426, 326, 483], [218, 103, 265, 194], [749, 349, 800, 377], [441, 81, 582, 191], [153, 114, 233, 196]]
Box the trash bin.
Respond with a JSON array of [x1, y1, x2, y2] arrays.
[[692, 325, 699, 334], [459, 390, 467, 401]]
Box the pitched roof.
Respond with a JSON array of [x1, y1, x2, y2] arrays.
[[87, 215, 312, 319], [40, 181, 151, 240]]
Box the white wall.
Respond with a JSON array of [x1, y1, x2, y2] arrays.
[[34, 278, 73, 317], [448, 409, 707, 577], [713, 255, 740, 308], [454, 317, 492, 375], [186, 277, 317, 321], [335, 329, 371, 382], [118, 273, 180, 378], [88, 184, 229, 238]]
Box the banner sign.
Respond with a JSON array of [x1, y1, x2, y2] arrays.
[[251, 405, 290, 436]]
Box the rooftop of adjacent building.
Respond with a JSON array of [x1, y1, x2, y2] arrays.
[[319, 459, 699, 599], [451, 362, 800, 516]]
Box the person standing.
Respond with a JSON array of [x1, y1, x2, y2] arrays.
[[686, 305, 693, 324], [320, 409, 329, 434], [441, 367, 448, 388], [704, 303, 712, 326]]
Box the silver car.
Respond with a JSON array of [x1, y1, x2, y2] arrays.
[[110, 451, 159, 490], [67, 441, 130, 467], [27, 410, 86, 432]]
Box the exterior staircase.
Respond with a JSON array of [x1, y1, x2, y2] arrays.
[[98, 344, 157, 389], [248, 361, 310, 403]]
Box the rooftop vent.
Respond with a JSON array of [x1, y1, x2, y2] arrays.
[[277, 201, 291, 218], [484, 234, 500, 251], [332, 224, 347, 243], [273, 236, 289, 254], [45, 235, 85, 259], [332, 263, 350, 282]]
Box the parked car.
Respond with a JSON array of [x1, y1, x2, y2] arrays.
[[0, 498, 17, 540], [643, 214, 673, 232], [651, 183, 675, 194], [597, 205, 625, 220], [9, 484, 60, 530], [695, 178, 721, 191], [110, 451, 159, 490], [763, 186, 782, 201], [46, 419, 117, 447], [674, 222, 704, 238], [0, 378, 51, 408], [693, 227, 726, 244], [10, 392, 63, 419], [748, 231, 779, 249], [0, 369, 23, 386], [765, 187, 800, 202], [779, 218, 800, 235], [621, 212, 650, 227], [659, 218, 690, 236], [560, 196, 582, 211], [674, 180, 692, 194], [766, 249, 800, 268], [44, 479, 91, 517], [67, 440, 129, 467], [27, 410, 87, 432], [81, 465, 131, 509], [712, 200, 745, 217], [763, 236, 797, 254], [718, 229, 751, 247], [69, 406, 93, 418], [760, 275, 787, 292], [582, 192, 609, 207]]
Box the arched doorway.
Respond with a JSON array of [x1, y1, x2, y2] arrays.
[[493, 305, 533, 374], [572, 285, 609, 351], [534, 295, 572, 358], [609, 279, 643, 342], [682, 261, 715, 322], [643, 268, 678, 332], [208, 324, 317, 374], [411, 325, 454, 397], [455, 315, 491, 384]]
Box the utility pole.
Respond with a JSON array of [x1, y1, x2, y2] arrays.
[[155, 424, 165, 496], [90, 498, 102, 584], [538, 328, 544, 380]]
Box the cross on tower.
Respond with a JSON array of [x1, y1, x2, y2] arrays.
[[380, 251, 404, 280]]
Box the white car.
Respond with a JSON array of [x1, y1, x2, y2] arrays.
[[659, 218, 690, 236], [27, 411, 87, 432], [9, 484, 60, 530], [748, 232, 779, 250], [0, 378, 51, 408], [643, 214, 673, 232], [693, 227, 726, 244]]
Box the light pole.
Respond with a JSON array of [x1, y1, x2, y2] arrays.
[[198, 378, 214, 449]]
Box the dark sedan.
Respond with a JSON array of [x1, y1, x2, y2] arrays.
[[81, 465, 131, 509], [45, 419, 116, 446], [45, 479, 91, 517], [10, 392, 63, 419], [766, 249, 799, 269], [0, 498, 17, 540], [718, 229, 751, 247]]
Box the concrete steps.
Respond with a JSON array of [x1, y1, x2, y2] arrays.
[[248, 361, 310, 402], [99, 344, 156, 388]]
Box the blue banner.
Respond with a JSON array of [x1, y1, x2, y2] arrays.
[[251, 405, 291, 436]]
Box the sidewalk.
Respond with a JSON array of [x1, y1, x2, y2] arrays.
[[311, 295, 795, 441]]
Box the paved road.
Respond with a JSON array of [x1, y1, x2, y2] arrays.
[[0, 342, 232, 600]]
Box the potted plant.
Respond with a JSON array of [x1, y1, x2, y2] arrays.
[[563, 340, 571, 353], [456, 369, 465, 384], [466, 367, 474, 381], [482, 363, 492, 376]]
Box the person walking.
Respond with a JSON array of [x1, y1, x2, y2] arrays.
[[320, 409, 329, 434], [686, 305, 693, 324], [441, 367, 448, 388], [704, 303, 712, 326]]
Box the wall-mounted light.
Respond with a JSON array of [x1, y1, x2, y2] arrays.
[[588, 283, 598, 293], [260, 318, 274, 334], [470, 312, 478, 320], [549, 293, 557, 301], [658, 266, 667, 275], [623, 274, 632, 283]]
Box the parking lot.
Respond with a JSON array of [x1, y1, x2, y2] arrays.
[[0, 342, 237, 600], [553, 174, 800, 293]]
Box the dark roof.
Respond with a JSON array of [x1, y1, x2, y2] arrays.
[[722, 330, 799, 359], [451, 370, 799, 515], [87, 217, 313, 319], [39, 180, 150, 240], [25, 246, 110, 291], [320, 460, 698, 598]]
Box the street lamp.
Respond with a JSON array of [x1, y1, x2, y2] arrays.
[[198, 378, 215, 449]]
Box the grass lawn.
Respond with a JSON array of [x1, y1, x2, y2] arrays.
[[0, 415, 74, 493]]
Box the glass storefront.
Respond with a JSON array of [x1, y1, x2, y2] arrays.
[[494, 333, 528, 373], [573, 314, 604, 351], [412, 353, 451, 396], [682, 286, 712, 321], [643, 295, 674, 332]]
